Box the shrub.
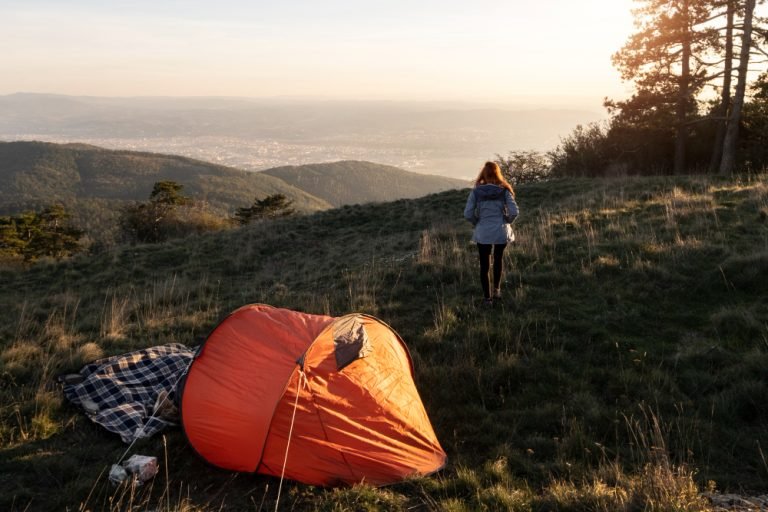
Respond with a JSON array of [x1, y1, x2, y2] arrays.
[[0, 205, 84, 261], [234, 194, 296, 224], [120, 181, 231, 243], [549, 123, 612, 178], [495, 151, 551, 185]]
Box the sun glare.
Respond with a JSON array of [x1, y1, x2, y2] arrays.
[[0, 0, 638, 106]]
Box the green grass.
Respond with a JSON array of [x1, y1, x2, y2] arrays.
[[1, 174, 767, 510]]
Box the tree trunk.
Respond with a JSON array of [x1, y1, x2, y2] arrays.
[[675, 0, 692, 175], [720, 0, 756, 175], [708, 0, 734, 173]]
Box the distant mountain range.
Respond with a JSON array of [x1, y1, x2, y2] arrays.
[[261, 161, 467, 207], [0, 140, 466, 222]]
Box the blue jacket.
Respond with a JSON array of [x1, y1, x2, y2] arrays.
[[463, 184, 519, 244]]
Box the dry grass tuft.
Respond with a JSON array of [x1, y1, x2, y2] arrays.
[[1, 342, 44, 375]]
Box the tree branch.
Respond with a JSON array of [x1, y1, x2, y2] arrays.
[[692, 56, 728, 66], [684, 115, 729, 126]]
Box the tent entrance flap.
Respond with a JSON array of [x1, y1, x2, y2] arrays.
[[333, 315, 372, 370]]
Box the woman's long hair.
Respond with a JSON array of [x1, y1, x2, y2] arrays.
[[475, 161, 514, 197]]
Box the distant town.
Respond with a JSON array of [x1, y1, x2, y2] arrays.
[[0, 95, 604, 179], [1, 133, 444, 176]]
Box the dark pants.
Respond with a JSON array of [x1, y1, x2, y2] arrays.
[[477, 243, 507, 299]]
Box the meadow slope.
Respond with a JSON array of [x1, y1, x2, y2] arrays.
[[0, 174, 766, 511]]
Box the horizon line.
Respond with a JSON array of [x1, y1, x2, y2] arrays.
[[1, 91, 607, 112]]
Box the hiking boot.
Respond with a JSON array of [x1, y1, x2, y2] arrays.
[[482, 298, 493, 307], [493, 288, 502, 299]]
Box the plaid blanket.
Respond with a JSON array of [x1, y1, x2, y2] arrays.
[[62, 343, 195, 443]]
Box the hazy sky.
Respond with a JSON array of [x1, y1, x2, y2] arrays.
[[1, 0, 636, 108]]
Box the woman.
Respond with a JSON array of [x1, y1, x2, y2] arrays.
[[463, 161, 519, 306]]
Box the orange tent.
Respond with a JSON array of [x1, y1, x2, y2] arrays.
[[180, 304, 446, 486]]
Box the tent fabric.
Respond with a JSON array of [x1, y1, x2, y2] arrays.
[[62, 343, 194, 443], [181, 304, 445, 486], [181, 304, 334, 472]]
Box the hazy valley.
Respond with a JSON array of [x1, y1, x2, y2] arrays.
[[0, 93, 604, 179]]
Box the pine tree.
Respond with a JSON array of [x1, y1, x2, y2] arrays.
[[0, 205, 83, 261], [720, 0, 759, 173], [121, 180, 191, 243], [235, 194, 296, 225], [709, 0, 736, 172], [610, 0, 721, 173]]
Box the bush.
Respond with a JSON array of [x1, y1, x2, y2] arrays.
[[0, 205, 84, 261], [549, 123, 612, 177], [495, 151, 551, 185], [234, 194, 296, 224], [120, 181, 231, 243]]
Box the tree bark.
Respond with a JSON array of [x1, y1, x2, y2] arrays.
[[709, 0, 734, 173], [720, 0, 756, 175], [675, 0, 692, 175]]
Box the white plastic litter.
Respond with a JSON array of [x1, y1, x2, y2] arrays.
[[109, 455, 159, 485], [108, 464, 129, 485], [123, 455, 159, 483]]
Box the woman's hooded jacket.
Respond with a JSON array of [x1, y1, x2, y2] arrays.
[[463, 184, 519, 244]]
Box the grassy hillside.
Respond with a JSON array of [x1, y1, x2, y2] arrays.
[[261, 160, 468, 207], [0, 140, 334, 248], [0, 139, 331, 214], [0, 174, 767, 510]]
